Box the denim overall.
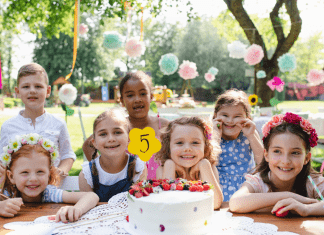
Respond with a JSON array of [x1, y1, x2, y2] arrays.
[[89, 155, 135, 202]]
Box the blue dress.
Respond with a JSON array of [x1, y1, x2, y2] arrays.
[[217, 132, 255, 201]]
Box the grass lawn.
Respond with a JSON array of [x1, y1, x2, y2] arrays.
[[1, 100, 324, 175]]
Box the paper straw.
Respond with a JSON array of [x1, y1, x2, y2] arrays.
[[308, 175, 324, 201]]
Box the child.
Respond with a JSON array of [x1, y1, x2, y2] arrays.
[[212, 89, 264, 201], [0, 63, 76, 182], [82, 71, 168, 179], [229, 113, 324, 216], [155, 116, 223, 209], [79, 109, 147, 202], [0, 134, 99, 221]]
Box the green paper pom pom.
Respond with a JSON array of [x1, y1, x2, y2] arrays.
[[103, 31, 123, 49], [208, 67, 219, 76], [159, 53, 179, 75]]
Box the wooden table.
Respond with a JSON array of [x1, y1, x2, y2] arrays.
[[0, 202, 323, 235]]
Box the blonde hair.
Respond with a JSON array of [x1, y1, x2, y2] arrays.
[[91, 109, 139, 180], [1, 145, 59, 197], [213, 89, 251, 119], [155, 116, 221, 170], [17, 63, 49, 86]]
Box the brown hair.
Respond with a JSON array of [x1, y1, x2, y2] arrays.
[[213, 89, 251, 119], [91, 109, 139, 180], [255, 122, 320, 197], [119, 71, 152, 99], [1, 145, 59, 197], [17, 63, 49, 86], [155, 116, 221, 179]]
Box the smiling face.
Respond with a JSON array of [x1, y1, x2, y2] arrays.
[[170, 125, 205, 169], [264, 131, 311, 190], [7, 152, 50, 202], [120, 78, 153, 119], [216, 104, 247, 140], [92, 117, 129, 159], [15, 74, 51, 112]]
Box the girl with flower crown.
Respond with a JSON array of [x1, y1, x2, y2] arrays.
[[155, 116, 223, 209], [229, 113, 324, 216], [0, 134, 99, 220]]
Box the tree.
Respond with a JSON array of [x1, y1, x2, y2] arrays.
[[224, 0, 302, 106]]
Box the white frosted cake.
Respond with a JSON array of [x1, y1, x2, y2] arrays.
[[127, 185, 214, 235]]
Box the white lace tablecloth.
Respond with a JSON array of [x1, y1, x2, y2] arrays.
[[3, 192, 298, 235]]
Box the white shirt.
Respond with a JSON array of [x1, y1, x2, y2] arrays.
[[0, 110, 76, 166], [82, 154, 145, 188]]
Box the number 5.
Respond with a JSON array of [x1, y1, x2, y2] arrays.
[[140, 134, 149, 153]]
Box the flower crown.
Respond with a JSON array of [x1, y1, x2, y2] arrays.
[[262, 112, 318, 147], [1, 133, 58, 167]]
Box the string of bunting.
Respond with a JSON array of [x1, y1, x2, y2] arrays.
[[65, 0, 80, 81], [140, 7, 144, 41]]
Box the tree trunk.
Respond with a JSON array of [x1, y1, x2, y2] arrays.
[[224, 0, 302, 107]]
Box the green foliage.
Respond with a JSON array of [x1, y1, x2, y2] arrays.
[[150, 101, 158, 113], [176, 19, 250, 92]]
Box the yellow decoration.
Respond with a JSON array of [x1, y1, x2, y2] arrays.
[[204, 220, 207, 226], [65, 0, 79, 80], [128, 127, 161, 162], [248, 94, 258, 106]]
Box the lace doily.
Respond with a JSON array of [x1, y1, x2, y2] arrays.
[[3, 192, 299, 235]]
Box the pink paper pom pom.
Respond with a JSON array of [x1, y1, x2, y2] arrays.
[[79, 23, 89, 35], [125, 38, 146, 58], [178, 60, 199, 80], [307, 69, 324, 86], [244, 44, 264, 65], [204, 73, 215, 83]]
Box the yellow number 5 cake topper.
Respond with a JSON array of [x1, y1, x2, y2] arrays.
[[128, 127, 161, 162]]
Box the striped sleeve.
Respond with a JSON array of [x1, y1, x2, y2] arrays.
[[42, 185, 63, 203]]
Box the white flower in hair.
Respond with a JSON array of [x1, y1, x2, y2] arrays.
[[51, 149, 59, 162], [42, 139, 55, 152], [26, 133, 40, 145], [3, 145, 13, 155], [1, 152, 11, 166], [9, 137, 22, 152]]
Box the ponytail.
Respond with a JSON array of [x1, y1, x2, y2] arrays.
[[91, 149, 99, 176]]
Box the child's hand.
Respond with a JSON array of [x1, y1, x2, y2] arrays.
[[0, 198, 23, 217], [189, 159, 210, 181], [239, 119, 256, 137], [291, 194, 318, 204], [55, 206, 83, 223], [0, 162, 5, 178], [55, 167, 68, 177], [175, 163, 187, 179], [271, 198, 310, 217]]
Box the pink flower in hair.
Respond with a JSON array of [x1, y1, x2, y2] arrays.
[[300, 119, 313, 134], [283, 112, 301, 125]]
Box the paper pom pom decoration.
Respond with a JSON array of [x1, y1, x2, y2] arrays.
[[178, 60, 199, 80], [208, 67, 219, 76], [267, 76, 285, 92], [205, 73, 215, 83], [159, 53, 179, 75], [278, 53, 296, 73], [79, 23, 89, 35], [103, 31, 123, 49], [58, 84, 77, 105], [125, 38, 146, 58], [244, 44, 264, 65], [227, 40, 247, 59], [307, 69, 324, 86], [256, 70, 266, 79]]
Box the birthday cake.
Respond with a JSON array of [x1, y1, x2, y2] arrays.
[[126, 179, 214, 235]]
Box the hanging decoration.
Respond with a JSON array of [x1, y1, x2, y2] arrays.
[[79, 23, 89, 35], [278, 53, 297, 73], [124, 1, 133, 41], [0, 52, 2, 89], [227, 40, 247, 59], [178, 61, 199, 80], [307, 69, 324, 86], [267, 76, 285, 92], [204, 73, 215, 83], [244, 44, 264, 66], [256, 70, 266, 79], [159, 53, 179, 75], [125, 38, 146, 57], [59, 84, 77, 123], [140, 7, 144, 41], [208, 67, 219, 76], [65, 0, 80, 80], [103, 31, 124, 49]]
